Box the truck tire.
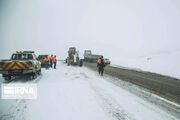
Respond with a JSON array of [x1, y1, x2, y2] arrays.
[[37, 69, 41, 75], [2, 74, 6, 77], [33, 73, 37, 79], [79, 59, 83, 67], [29, 75, 34, 80], [5, 75, 11, 81], [29, 72, 37, 80]]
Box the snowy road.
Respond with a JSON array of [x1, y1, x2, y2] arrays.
[[0, 62, 180, 120], [84, 62, 180, 105]]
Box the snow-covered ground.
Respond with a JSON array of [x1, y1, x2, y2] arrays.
[[0, 62, 179, 120], [112, 50, 180, 79]]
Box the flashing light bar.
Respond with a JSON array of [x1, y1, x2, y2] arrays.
[[16, 51, 34, 53]]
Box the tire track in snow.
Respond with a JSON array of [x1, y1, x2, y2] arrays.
[[89, 83, 135, 120], [76, 71, 135, 120], [0, 99, 28, 120], [62, 66, 134, 120]]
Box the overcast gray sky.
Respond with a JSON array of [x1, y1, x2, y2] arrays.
[[0, 0, 180, 61]]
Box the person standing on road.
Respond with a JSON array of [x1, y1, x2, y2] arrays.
[[97, 56, 106, 76], [50, 55, 53, 68], [53, 55, 57, 69], [44, 56, 49, 70]]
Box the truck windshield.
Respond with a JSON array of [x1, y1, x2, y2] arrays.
[[85, 51, 91, 54], [11, 54, 33, 60]]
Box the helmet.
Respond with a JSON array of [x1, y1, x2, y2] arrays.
[[101, 56, 103, 59]]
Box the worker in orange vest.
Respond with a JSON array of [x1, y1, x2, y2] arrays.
[[50, 55, 53, 68], [97, 56, 106, 75], [53, 55, 57, 69], [44, 57, 49, 69]]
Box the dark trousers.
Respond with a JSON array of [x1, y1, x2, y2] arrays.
[[50, 60, 53, 68], [45, 61, 49, 69], [98, 66, 104, 76], [54, 62, 56, 69]]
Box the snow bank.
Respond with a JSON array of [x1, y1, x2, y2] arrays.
[[112, 51, 180, 79]]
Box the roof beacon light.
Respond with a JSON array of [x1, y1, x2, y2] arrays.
[[16, 51, 34, 53]]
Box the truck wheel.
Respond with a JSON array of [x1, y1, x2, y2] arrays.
[[39, 69, 41, 74], [5, 75, 11, 81], [29, 73, 37, 80], [33, 72, 37, 79], [2, 74, 6, 77], [79, 59, 83, 67], [29, 75, 34, 80], [37, 69, 41, 75]]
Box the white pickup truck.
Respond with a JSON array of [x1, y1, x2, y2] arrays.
[[0, 51, 41, 80]]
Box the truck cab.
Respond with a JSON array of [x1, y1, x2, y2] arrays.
[[84, 50, 92, 55], [0, 51, 41, 80], [84, 50, 103, 63]]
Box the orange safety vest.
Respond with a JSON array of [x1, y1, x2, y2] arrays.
[[50, 56, 53, 60], [97, 58, 105, 64], [53, 57, 57, 62], [44, 57, 48, 61]]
